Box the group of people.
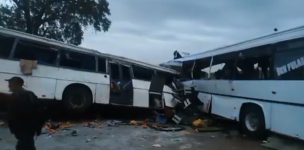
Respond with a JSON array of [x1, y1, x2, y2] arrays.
[[5, 76, 47, 150]]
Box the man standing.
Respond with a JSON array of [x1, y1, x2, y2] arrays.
[[6, 76, 44, 150]]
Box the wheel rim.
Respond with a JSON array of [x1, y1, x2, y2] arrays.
[[70, 93, 85, 108], [245, 112, 259, 131]]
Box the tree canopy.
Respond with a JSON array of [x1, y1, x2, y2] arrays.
[[0, 0, 111, 45]]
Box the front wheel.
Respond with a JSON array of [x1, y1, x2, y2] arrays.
[[240, 105, 266, 139]]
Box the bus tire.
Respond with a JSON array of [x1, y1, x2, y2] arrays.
[[63, 85, 92, 113], [240, 104, 266, 139]]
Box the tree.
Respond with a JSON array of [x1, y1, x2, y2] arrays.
[[0, 0, 111, 45]]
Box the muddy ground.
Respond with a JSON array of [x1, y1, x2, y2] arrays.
[[0, 105, 268, 150]]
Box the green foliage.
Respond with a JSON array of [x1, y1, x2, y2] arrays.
[[0, 0, 111, 45]]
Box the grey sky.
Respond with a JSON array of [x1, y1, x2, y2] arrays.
[[82, 0, 304, 64], [2, 0, 304, 64]]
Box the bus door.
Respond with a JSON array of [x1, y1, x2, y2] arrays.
[[109, 62, 133, 105], [149, 74, 165, 108]]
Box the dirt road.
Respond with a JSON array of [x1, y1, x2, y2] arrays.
[[0, 122, 268, 150]]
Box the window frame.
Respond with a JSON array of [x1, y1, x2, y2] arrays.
[[131, 64, 156, 81], [274, 47, 304, 80], [120, 64, 132, 80], [11, 39, 60, 67], [109, 61, 121, 80], [0, 33, 17, 59], [58, 49, 97, 72], [97, 56, 108, 73]]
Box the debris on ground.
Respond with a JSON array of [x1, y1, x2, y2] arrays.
[[182, 131, 191, 135], [148, 123, 185, 131], [156, 114, 167, 124], [130, 120, 138, 125], [107, 120, 122, 127], [44, 121, 73, 135], [152, 144, 161, 147], [194, 127, 224, 132], [83, 120, 102, 128], [84, 135, 99, 143], [192, 119, 208, 127], [129, 119, 149, 126], [45, 121, 72, 130], [71, 130, 78, 136], [170, 137, 184, 142], [142, 122, 148, 128]]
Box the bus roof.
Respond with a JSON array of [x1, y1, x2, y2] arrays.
[[0, 27, 178, 74], [168, 25, 304, 63]]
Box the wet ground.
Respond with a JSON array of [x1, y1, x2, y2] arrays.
[[0, 121, 268, 150]]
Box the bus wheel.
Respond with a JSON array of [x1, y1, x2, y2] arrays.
[[63, 85, 92, 113], [240, 104, 266, 139]]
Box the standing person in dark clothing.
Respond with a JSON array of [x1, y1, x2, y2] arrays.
[[6, 76, 44, 150]]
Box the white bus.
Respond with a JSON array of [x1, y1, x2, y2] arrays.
[[161, 25, 304, 140], [0, 27, 179, 113]]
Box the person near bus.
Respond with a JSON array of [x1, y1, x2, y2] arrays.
[[6, 76, 46, 150]]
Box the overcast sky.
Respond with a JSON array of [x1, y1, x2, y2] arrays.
[[83, 0, 304, 64], [2, 0, 304, 65]]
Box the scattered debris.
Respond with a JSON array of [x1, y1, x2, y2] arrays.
[[170, 137, 184, 142], [193, 127, 224, 132], [44, 121, 73, 135], [182, 131, 191, 135], [45, 121, 72, 130], [142, 123, 148, 128], [130, 120, 138, 125], [192, 119, 208, 127], [0, 121, 4, 126], [263, 140, 269, 143], [148, 123, 185, 131], [85, 138, 91, 143], [179, 144, 192, 149], [83, 121, 102, 128], [156, 114, 167, 124], [152, 144, 161, 147], [71, 130, 78, 136], [107, 120, 122, 127]]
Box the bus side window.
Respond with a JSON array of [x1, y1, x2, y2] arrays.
[[274, 48, 304, 80], [235, 47, 272, 80], [0, 34, 15, 59], [98, 57, 107, 73], [59, 50, 96, 71], [13, 40, 58, 66], [132, 65, 154, 81], [121, 65, 131, 80], [110, 63, 120, 80]]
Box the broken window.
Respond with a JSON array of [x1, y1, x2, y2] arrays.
[[98, 57, 107, 73], [192, 58, 212, 79], [121, 65, 131, 80], [0, 34, 15, 58], [13, 40, 58, 66], [132, 65, 154, 81], [274, 38, 304, 80], [180, 61, 194, 81], [156, 71, 176, 86], [110, 63, 120, 80], [210, 53, 238, 80], [235, 46, 272, 80], [59, 50, 96, 71]]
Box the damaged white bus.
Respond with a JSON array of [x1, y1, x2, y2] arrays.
[[161, 25, 304, 140], [0, 27, 180, 113]]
